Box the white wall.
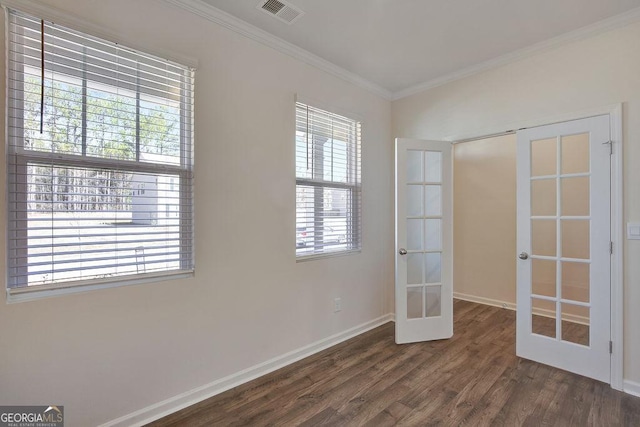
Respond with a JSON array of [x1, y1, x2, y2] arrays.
[[392, 20, 640, 385], [0, 1, 393, 425]]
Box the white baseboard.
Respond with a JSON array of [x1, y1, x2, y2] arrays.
[[453, 292, 589, 325], [454, 292, 517, 311], [100, 313, 395, 427], [624, 380, 640, 397]]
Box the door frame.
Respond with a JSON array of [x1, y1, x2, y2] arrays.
[[446, 104, 623, 391]]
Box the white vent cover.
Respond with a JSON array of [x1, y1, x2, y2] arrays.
[[257, 0, 304, 25]]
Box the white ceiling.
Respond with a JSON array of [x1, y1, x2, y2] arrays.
[[199, 0, 640, 96]]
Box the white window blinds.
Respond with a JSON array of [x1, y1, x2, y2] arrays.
[[295, 102, 361, 258], [6, 9, 195, 292]]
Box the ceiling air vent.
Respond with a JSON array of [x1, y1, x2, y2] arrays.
[[257, 0, 305, 25]]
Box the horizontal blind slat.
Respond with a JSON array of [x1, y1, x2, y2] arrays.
[[13, 244, 188, 259]]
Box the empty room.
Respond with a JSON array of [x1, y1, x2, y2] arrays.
[[1, 0, 640, 426]]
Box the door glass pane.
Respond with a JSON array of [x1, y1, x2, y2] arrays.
[[425, 185, 442, 216], [407, 150, 423, 182], [532, 258, 556, 297], [532, 297, 556, 338], [407, 253, 423, 285], [407, 219, 423, 251], [531, 179, 556, 216], [561, 177, 589, 217], [425, 151, 442, 183], [531, 138, 557, 177], [561, 303, 589, 346], [407, 185, 424, 217], [425, 286, 442, 317], [425, 252, 441, 283], [561, 261, 589, 303], [424, 219, 442, 251], [562, 220, 589, 260], [531, 220, 556, 257], [407, 287, 423, 319], [561, 133, 589, 174]]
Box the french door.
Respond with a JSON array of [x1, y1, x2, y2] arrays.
[[395, 139, 453, 344], [516, 115, 611, 382]]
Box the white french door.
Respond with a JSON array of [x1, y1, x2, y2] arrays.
[[516, 115, 611, 383], [395, 139, 453, 344]]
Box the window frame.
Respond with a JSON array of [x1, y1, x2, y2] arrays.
[[295, 100, 362, 260], [5, 9, 195, 302]]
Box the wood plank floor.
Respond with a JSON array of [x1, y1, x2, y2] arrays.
[[148, 300, 640, 426]]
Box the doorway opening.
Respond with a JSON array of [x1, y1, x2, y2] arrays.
[[453, 133, 517, 308], [395, 108, 623, 389]]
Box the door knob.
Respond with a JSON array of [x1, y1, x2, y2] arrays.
[[518, 252, 529, 260], [399, 248, 408, 255]]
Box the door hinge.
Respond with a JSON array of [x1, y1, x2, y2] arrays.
[[603, 140, 613, 155], [609, 341, 613, 354], [610, 241, 614, 255]]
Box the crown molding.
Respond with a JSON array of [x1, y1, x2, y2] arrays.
[[392, 6, 640, 101], [162, 0, 393, 100]]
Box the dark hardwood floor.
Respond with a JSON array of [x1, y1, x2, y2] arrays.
[[148, 300, 640, 426]]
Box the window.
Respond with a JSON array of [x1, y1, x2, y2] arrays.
[[6, 10, 194, 298], [295, 101, 361, 258]]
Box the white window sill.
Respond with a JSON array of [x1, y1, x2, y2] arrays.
[[6, 270, 194, 304], [296, 249, 361, 263]]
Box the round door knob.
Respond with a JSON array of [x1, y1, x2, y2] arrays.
[[518, 252, 529, 260], [399, 248, 408, 255]]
